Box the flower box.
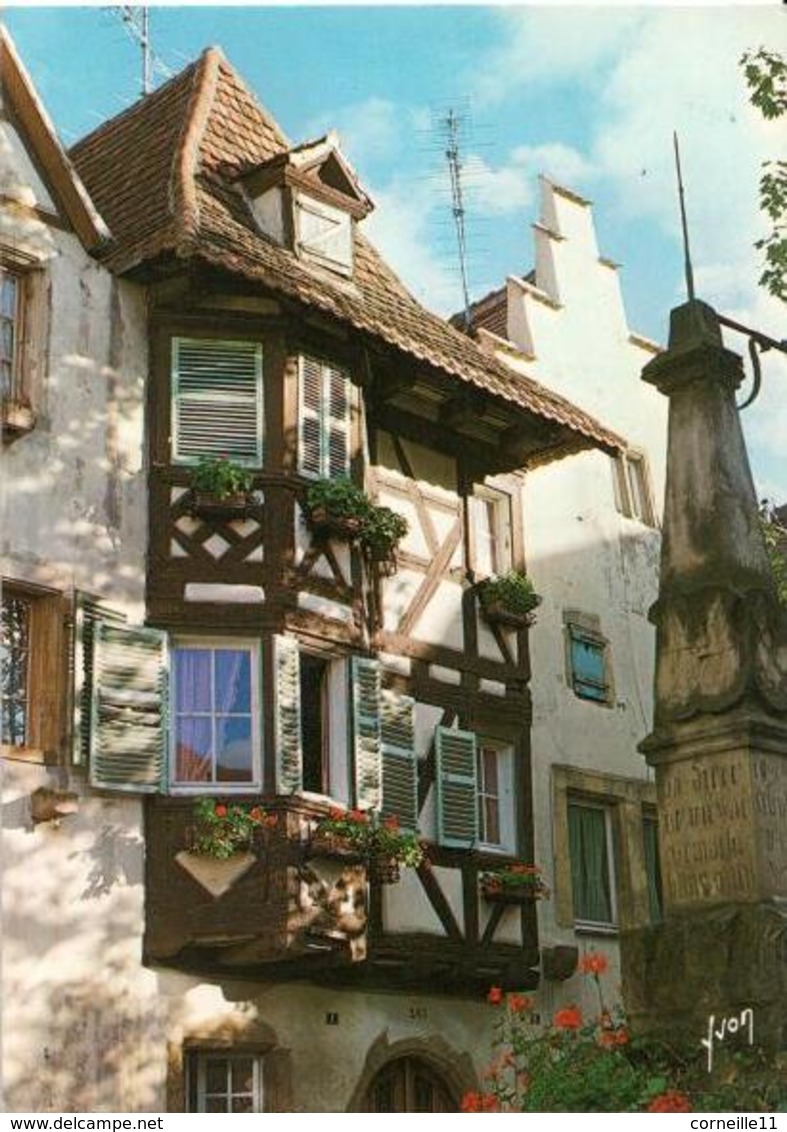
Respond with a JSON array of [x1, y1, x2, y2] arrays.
[[307, 831, 364, 863], [189, 491, 252, 521], [479, 863, 550, 904], [305, 507, 364, 542], [480, 599, 537, 630], [368, 855, 401, 885], [480, 884, 543, 905]]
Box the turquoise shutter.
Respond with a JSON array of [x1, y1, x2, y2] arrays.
[[381, 690, 418, 832], [89, 623, 167, 792], [172, 337, 263, 464], [352, 656, 381, 810], [71, 592, 127, 767], [273, 634, 302, 793], [435, 725, 478, 848]]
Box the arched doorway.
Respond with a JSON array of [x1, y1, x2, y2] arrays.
[[364, 1056, 458, 1112]]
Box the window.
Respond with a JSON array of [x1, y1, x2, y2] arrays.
[[1, 267, 21, 403], [567, 800, 616, 929], [435, 726, 478, 848], [171, 337, 264, 465], [1, 582, 65, 758], [565, 612, 613, 705], [469, 485, 512, 578], [294, 192, 353, 275], [476, 741, 515, 853], [298, 354, 350, 479], [186, 1051, 263, 1113], [171, 642, 260, 788], [300, 653, 331, 794], [1, 590, 30, 746], [643, 811, 663, 923], [612, 450, 656, 526]]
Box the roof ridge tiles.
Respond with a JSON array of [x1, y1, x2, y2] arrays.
[[170, 47, 222, 251]]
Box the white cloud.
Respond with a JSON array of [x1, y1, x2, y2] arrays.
[[327, 97, 402, 166]]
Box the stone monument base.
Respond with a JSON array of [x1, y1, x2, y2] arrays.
[[621, 902, 787, 1051]]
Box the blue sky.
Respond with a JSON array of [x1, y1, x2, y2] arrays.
[[5, 4, 786, 499]]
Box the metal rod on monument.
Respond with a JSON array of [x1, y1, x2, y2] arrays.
[[673, 131, 696, 303]]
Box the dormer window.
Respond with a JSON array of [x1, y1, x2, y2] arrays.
[[294, 193, 353, 276], [241, 133, 373, 282]]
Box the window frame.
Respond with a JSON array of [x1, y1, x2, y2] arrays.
[[642, 807, 664, 924], [567, 797, 618, 932], [1, 249, 46, 439], [469, 484, 513, 579], [169, 637, 262, 793], [475, 739, 516, 855], [612, 449, 656, 527], [185, 1050, 264, 1114], [170, 335, 264, 467], [1, 580, 65, 761], [293, 191, 354, 276]]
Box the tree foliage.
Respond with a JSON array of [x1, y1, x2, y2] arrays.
[[741, 49, 787, 300]]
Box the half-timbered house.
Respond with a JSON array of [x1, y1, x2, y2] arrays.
[[3, 36, 634, 1112]]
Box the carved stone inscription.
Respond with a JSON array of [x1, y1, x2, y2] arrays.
[[753, 754, 787, 900], [659, 753, 758, 909]]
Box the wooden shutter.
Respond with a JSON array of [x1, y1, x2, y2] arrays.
[[172, 337, 263, 464], [89, 623, 166, 792], [435, 725, 478, 848], [71, 592, 127, 767], [351, 656, 381, 810], [326, 362, 350, 479], [273, 634, 302, 793], [298, 355, 323, 478], [295, 195, 352, 272], [381, 690, 417, 832]]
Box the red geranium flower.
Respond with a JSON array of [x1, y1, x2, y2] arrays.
[[383, 815, 400, 830], [461, 1091, 482, 1112], [487, 985, 504, 1005], [248, 807, 263, 822], [349, 809, 368, 823], [328, 807, 345, 821], [507, 993, 533, 1013], [214, 803, 228, 818], [647, 1090, 692, 1113], [578, 950, 608, 977], [553, 1005, 583, 1030]]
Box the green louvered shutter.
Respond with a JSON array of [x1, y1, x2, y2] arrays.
[[172, 337, 263, 464], [381, 690, 417, 832], [435, 725, 478, 848], [89, 623, 167, 792], [273, 634, 302, 793], [71, 592, 127, 768], [352, 656, 381, 810]]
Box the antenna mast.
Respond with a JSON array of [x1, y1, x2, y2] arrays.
[[442, 108, 472, 330], [673, 131, 696, 303], [119, 6, 152, 97]]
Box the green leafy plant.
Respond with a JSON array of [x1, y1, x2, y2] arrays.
[[477, 571, 541, 617], [190, 797, 277, 859], [461, 954, 786, 1112], [314, 807, 423, 869], [304, 477, 372, 522], [741, 49, 787, 300], [361, 505, 409, 559], [479, 862, 550, 900], [190, 455, 253, 499], [759, 499, 787, 605]]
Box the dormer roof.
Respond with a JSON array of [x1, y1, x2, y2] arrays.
[[69, 45, 622, 463]]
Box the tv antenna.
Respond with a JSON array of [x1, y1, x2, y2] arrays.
[[109, 7, 172, 98], [440, 107, 472, 329]]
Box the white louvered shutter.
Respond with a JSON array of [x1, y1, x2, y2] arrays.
[[381, 691, 418, 832], [298, 355, 323, 478], [327, 362, 350, 479], [351, 656, 382, 810], [72, 592, 127, 767], [172, 337, 263, 464], [273, 634, 302, 793], [435, 725, 478, 848], [89, 623, 167, 792]]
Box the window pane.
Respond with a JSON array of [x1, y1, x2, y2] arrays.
[[215, 649, 251, 714], [231, 1058, 255, 1093], [175, 649, 212, 712], [568, 803, 613, 923], [643, 816, 663, 923], [627, 458, 648, 521], [1, 594, 31, 746], [175, 717, 212, 782], [216, 717, 253, 781], [205, 1058, 228, 1094]]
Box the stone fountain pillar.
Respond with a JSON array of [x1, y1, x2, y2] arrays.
[[621, 299, 787, 1049]]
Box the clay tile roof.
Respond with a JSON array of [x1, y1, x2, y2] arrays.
[[70, 48, 622, 458]]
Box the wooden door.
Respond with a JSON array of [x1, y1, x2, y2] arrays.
[[365, 1057, 456, 1112]]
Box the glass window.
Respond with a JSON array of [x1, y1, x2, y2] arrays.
[[568, 801, 616, 927], [187, 1052, 263, 1113], [475, 741, 515, 852], [300, 654, 330, 794], [470, 486, 512, 578], [1, 592, 31, 746], [0, 267, 20, 402], [612, 451, 656, 526], [172, 643, 258, 786], [643, 812, 663, 923]]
